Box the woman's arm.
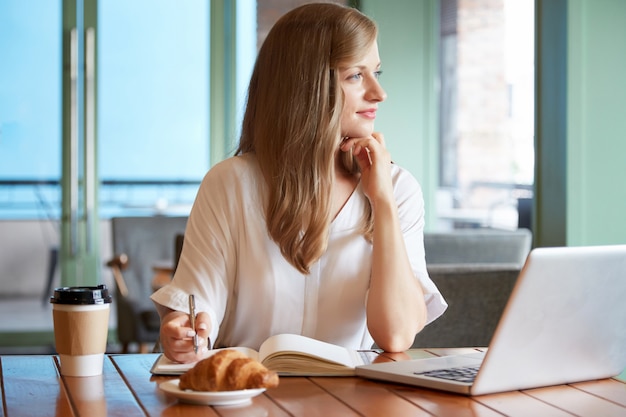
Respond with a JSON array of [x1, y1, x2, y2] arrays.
[[341, 133, 427, 352], [367, 197, 427, 352], [151, 160, 239, 362]]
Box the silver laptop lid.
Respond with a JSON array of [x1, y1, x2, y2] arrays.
[[473, 245, 626, 395]]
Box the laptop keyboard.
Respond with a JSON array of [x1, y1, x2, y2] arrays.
[[415, 365, 480, 383]]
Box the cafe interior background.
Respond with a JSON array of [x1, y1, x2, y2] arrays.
[[1, 0, 624, 353]]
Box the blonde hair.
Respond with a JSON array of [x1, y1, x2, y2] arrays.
[[236, 3, 377, 274]]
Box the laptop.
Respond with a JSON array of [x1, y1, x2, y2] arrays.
[[356, 245, 626, 395]]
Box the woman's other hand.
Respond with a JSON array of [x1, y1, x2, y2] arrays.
[[340, 132, 393, 207]]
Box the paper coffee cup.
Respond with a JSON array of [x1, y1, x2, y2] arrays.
[[50, 285, 112, 377]]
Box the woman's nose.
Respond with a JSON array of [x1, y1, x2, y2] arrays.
[[366, 80, 387, 102]]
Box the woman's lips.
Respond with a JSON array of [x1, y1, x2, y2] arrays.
[[357, 109, 377, 119]]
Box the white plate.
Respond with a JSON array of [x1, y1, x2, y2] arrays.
[[159, 379, 266, 406]]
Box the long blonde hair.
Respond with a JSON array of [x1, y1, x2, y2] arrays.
[[236, 3, 377, 274]]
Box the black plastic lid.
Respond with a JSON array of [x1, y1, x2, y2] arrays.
[[50, 285, 112, 305]]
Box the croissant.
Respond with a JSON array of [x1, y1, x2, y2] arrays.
[[179, 349, 280, 392]]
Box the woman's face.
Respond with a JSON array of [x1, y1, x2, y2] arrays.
[[338, 41, 387, 139]]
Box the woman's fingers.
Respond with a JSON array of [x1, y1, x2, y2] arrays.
[[372, 132, 386, 147], [340, 133, 394, 203], [161, 310, 209, 363], [195, 311, 212, 342], [341, 133, 387, 157], [341, 135, 390, 168]]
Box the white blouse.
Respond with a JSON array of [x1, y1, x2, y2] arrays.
[[151, 153, 447, 350]]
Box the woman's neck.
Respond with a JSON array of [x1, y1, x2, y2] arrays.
[[332, 153, 359, 220]]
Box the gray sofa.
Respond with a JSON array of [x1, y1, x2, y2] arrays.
[[411, 228, 532, 348]]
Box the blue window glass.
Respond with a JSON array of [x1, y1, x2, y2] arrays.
[[0, 1, 62, 219], [97, 0, 209, 217]]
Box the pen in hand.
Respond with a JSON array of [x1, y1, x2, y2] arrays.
[[188, 294, 199, 354]]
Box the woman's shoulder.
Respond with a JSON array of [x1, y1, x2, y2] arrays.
[[193, 154, 264, 214], [390, 163, 422, 194], [207, 153, 258, 175], [201, 154, 262, 187], [389, 164, 426, 222]]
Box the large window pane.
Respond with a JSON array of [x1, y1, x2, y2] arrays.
[[437, 0, 534, 230], [0, 1, 62, 341], [0, 1, 62, 219], [98, 0, 209, 217]]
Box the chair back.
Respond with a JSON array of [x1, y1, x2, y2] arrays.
[[413, 263, 521, 348], [424, 228, 532, 265], [412, 228, 533, 348], [110, 216, 187, 348]]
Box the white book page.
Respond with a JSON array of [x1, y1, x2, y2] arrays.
[[258, 334, 363, 367], [151, 346, 260, 374]]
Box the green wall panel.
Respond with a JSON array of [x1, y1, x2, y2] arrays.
[[567, 0, 626, 245], [360, 0, 439, 230]]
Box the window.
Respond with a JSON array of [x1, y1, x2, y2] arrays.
[[437, 0, 534, 230], [0, 0, 211, 318], [0, 1, 62, 219], [97, 0, 209, 217], [0, 1, 211, 220]]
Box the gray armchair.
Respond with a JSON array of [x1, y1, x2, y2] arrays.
[[109, 216, 187, 352], [412, 228, 532, 348]]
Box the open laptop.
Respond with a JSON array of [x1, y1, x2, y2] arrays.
[[356, 245, 626, 395]]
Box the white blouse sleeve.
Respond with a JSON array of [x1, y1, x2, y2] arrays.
[[392, 165, 448, 325], [151, 160, 239, 347]]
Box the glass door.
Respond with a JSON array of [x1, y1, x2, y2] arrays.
[[0, 0, 212, 350], [0, 1, 64, 345], [60, 0, 99, 286], [0, 2, 62, 220]]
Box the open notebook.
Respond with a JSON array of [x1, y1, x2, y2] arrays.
[[356, 245, 626, 395], [151, 333, 379, 376]]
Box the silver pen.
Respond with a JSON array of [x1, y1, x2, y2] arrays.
[[188, 294, 199, 354]]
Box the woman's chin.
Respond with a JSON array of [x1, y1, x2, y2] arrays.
[[341, 129, 375, 140]]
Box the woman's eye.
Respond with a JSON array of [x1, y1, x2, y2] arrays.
[[345, 70, 382, 81]]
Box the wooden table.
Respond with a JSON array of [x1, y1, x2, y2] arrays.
[[2, 349, 625, 417]]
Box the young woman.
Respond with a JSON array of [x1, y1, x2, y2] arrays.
[[151, 2, 447, 363]]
